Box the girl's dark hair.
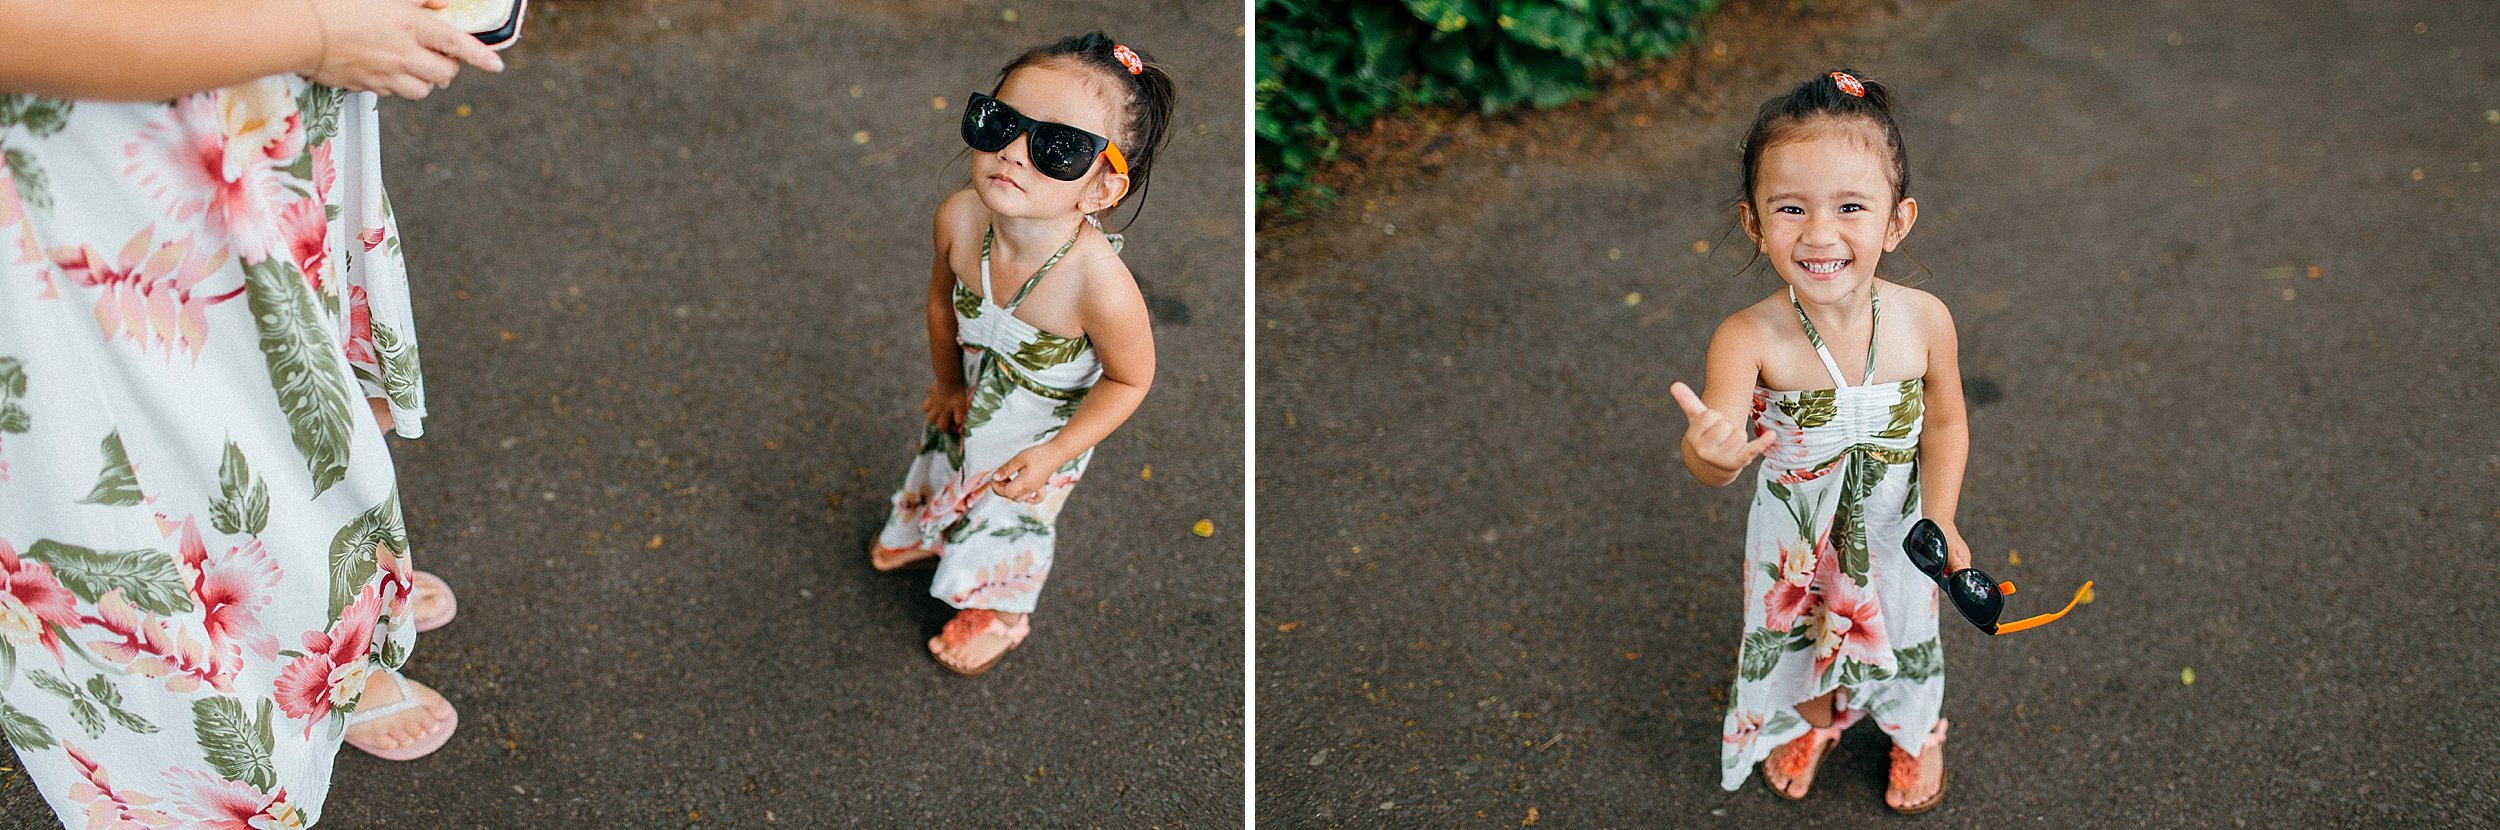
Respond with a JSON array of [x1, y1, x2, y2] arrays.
[[993, 31, 1177, 232], [1738, 68, 1908, 207]]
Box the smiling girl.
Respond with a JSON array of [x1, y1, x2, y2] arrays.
[[867, 32, 1174, 677], [1670, 69, 1968, 814]]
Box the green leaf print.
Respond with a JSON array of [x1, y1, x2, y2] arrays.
[[85, 677, 157, 735], [918, 424, 965, 469], [0, 357, 27, 434], [372, 321, 424, 411], [1837, 658, 1895, 690], [0, 96, 73, 138], [1892, 640, 1943, 683], [1777, 389, 1836, 429], [986, 515, 1053, 542], [1765, 479, 1791, 502], [211, 441, 272, 537], [77, 431, 144, 506], [963, 359, 1014, 432], [379, 637, 408, 671], [244, 258, 356, 496], [1901, 461, 1921, 518], [0, 701, 53, 751], [1738, 627, 1787, 682], [296, 84, 348, 148], [3, 148, 48, 212], [327, 492, 406, 619], [944, 517, 986, 546], [28, 672, 104, 738], [953, 284, 984, 319], [1875, 379, 1924, 440], [23, 540, 193, 616], [1035, 397, 1084, 443], [1012, 331, 1088, 371], [1835, 454, 1884, 587], [1762, 710, 1802, 740], [194, 696, 278, 792]]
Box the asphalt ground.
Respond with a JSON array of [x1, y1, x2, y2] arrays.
[[3, 1, 1245, 827], [1255, 1, 2500, 827]]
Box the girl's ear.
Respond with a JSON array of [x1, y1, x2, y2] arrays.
[[1738, 201, 1764, 248], [1079, 171, 1131, 216], [1884, 196, 1919, 252]]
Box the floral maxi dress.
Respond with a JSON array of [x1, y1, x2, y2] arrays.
[[0, 79, 427, 828], [875, 227, 1100, 615], [1717, 287, 1944, 790]]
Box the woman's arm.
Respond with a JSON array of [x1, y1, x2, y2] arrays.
[[989, 257, 1152, 501], [0, 0, 500, 102], [1914, 296, 1972, 571]]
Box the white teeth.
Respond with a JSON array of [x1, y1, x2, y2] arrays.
[[1802, 260, 1847, 275]]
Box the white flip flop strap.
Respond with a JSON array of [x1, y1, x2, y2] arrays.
[[345, 670, 419, 726]]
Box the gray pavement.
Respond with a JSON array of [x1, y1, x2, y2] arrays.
[[1255, 1, 2499, 827], [3, 2, 1244, 827]]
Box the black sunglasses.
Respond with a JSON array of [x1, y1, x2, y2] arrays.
[[961, 92, 1130, 182], [1903, 519, 2092, 636]]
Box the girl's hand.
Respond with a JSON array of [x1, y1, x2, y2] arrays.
[[922, 380, 971, 432], [1671, 381, 1775, 473], [990, 445, 1069, 504], [1933, 519, 1974, 573], [305, 0, 504, 99]]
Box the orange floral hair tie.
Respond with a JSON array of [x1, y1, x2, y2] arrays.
[[1112, 44, 1145, 75], [1829, 71, 1865, 97]]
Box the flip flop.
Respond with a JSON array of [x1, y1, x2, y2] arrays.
[[1887, 718, 1949, 814], [1761, 721, 1843, 800], [926, 609, 1030, 677], [344, 671, 458, 761], [411, 571, 457, 633]]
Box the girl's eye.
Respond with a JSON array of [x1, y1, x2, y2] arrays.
[[1775, 205, 1804, 215], [1839, 203, 1865, 213]]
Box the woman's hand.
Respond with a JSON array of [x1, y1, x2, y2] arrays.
[[1672, 381, 1774, 476], [922, 380, 971, 433], [305, 0, 504, 99], [989, 444, 1070, 504]]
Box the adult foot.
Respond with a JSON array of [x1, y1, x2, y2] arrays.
[[926, 609, 1029, 676], [1760, 723, 1839, 800], [345, 672, 458, 759], [1886, 719, 1948, 813]]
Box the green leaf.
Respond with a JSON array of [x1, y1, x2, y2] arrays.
[[1012, 331, 1089, 371], [193, 696, 277, 792], [1892, 640, 1943, 683], [986, 515, 1053, 541], [327, 492, 404, 618], [296, 84, 348, 148], [26, 670, 75, 700], [1738, 627, 1785, 682], [378, 638, 408, 671], [1762, 710, 1801, 738], [1778, 390, 1837, 429], [66, 698, 103, 739], [963, 359, 1014, 432], [0, 702, 54, 751], [210, 441, 271, 536], [243, 258, 355, 495], [1765, 479, 1790, 502], [23, 540, 193, 615], [4, 148, 48, 212], [89, 677, 157, 735], [0, 356, 28, 434], [77, 431, 144, 506], [1875, 379, 1923, 439], [372, 321, 424, 412]]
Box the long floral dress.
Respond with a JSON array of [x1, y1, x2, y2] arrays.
[[0, 78, 427, 828], [1717, 287, 1944, 790], [875, 227, 1100, 615]]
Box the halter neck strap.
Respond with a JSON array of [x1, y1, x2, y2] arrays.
[[1788, 285, 1880, 388]]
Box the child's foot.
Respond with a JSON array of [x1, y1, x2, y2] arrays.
[[870, 543, 940, 572], [345, 671, 458, 760], [1886, 719, 1949, 814], [927, 608, 1030, 676], [1760, 723, 1841, 800]]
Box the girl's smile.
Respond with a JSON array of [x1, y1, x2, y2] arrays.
[[1742, 122, 1916, 305]]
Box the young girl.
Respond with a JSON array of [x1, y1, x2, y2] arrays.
[[867, 32, 1173, 676], [1671, 69, 1968, 814]]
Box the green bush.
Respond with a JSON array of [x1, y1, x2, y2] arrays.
[[1256, 0, 1718, 216]]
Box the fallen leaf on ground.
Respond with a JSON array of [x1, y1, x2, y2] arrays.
[[1192, 519, 1214, 537], [2008, 549, 2021, 566], [1523, 807, 1540, 826], [1140, 464, 1153, 481], [646, 535, 663, 549], [2076, 583, 2095, 605], [1278, 621, 1300, 632], [2181, 667, 2196, 686]]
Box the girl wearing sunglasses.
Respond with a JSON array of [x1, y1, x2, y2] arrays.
[[867, 32, 1175, 677], [1669, 70, 1966, 813]]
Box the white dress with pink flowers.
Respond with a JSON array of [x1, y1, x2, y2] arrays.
[[0, 80, 426, 827], [874, 227, 1100, 615], [1717, 288, 1944, 790]]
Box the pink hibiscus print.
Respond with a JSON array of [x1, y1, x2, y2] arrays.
[[915, 471, 997, 530], [63, 742, 177, 829], [1723, 710, 1767, 748], [122, 81, 304, 264], [86, 590, 232, 694], [1808, 547, 1892, 679], [0, 536, 82, 661], [175, 518, 283, 663], [51, 227, 238, 362], [342, 285, 375, 367], [273, 585, 382, 734], [274, 196, 327, 292], [947, 550, 1048, 608], [1762, 523, 1836, 633], [163, 769, 304, 830]]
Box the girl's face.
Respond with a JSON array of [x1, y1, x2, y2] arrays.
[[1740, 123, 1917, 306], [972, 62, 1131, 221]]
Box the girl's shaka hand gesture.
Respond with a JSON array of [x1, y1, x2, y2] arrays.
[[306, 0, 505, 100], [1672, 381, 1774, 473]]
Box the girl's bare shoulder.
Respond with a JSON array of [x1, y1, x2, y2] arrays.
[[1879, 281, 1958, 342], [1710, 291, 1798, 352], [1065, 231, 1142, 303], [934, 188, 989, 248]]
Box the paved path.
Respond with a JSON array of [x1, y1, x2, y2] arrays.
[[3, 2, 1243, 826], [1256, 1, 2498, 826]]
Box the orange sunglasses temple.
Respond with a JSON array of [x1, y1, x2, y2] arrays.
[[1102, 142, 1129, 175], [1988, 580, 2094, 635]]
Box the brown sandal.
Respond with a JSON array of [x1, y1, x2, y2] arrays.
[[1886, 718, 1949, 814], [1760, 722, 1843, 800]]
